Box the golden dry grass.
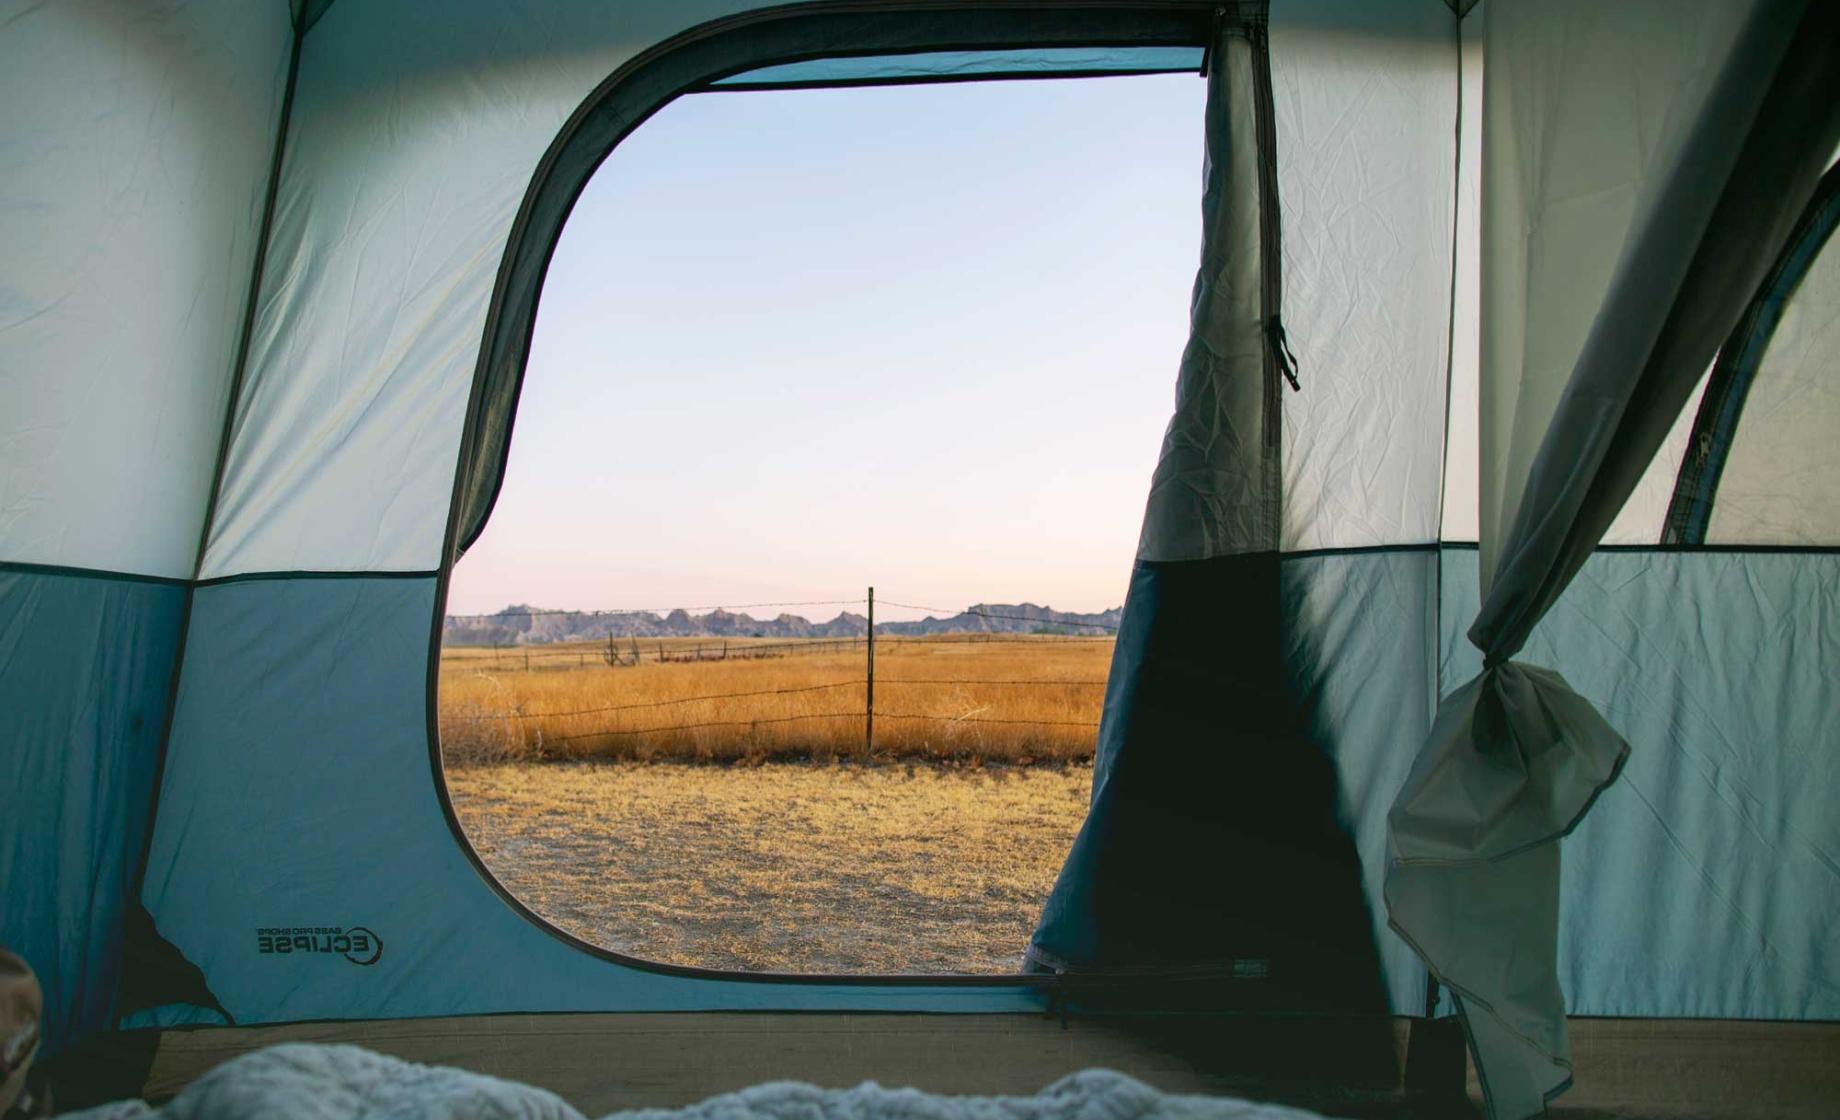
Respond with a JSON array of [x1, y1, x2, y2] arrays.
[[439, 635, 1111, 765], [445, 760, 1092, 973]]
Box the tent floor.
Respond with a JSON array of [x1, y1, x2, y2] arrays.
[[49, 1013, 1839, 1118]]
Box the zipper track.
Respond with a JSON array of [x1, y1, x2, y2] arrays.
[[1248, 19, 1284, 552]]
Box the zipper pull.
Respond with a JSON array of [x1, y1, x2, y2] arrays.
[[1267, 314, 1301, 392]]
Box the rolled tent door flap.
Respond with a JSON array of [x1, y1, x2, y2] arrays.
[[1133, 15, 1275, 567], [1030, 5, 1391, 1023], [1385, 2, 1840, 1117]]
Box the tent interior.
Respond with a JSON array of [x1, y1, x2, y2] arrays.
[[1, 1, 1836, 1117]]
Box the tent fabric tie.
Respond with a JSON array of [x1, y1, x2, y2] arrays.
[[1266, 315, 1300, 392]]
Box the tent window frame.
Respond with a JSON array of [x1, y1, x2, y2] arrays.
[[428, 1, 1238, 988], [1661, 161, 1840, 545]]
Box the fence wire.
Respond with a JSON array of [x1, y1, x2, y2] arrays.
[[442, 591, 1118, 751], [878, 712, 1102, 729], [547, 711, 866, 744], [448, 677, 1108, 725], [448, 680, 869, 722], [879, 678, 1107, 687]]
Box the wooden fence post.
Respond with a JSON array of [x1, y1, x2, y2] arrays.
[[865, 586, 875, 757]]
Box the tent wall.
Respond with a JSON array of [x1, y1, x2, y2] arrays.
[[1279, 550, 1442, 1014], [139, 561, 1445, 1026], [0, 569, 187, 1055], [0, 0, 292, 1057], [1438, 548, 1840, 1020], [0, 1, 292, 579], [1273, 0, 1458, 553], [132, 551, 1840, 1029]]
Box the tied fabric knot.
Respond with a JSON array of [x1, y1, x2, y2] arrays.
[[1385, 662, 1632, 1119]]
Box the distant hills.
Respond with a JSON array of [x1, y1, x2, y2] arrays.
[[444, 601, 1121, 646]]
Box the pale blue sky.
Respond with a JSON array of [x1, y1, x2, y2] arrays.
[[449, 73, 1204, 619]]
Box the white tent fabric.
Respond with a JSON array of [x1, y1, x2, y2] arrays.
[[1387, 1, 1840, 1117], [1469, 0, 1759, 585], [0, 0, 291, 579], [1273, 0, 1457, 553]]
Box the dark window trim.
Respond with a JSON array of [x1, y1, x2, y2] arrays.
[[428, 1, 1241, 991], [1661, 162, 1840, 546], [700, 43, 1205, 92], [0, 560, 193, 588], [703, 64, 1196, 92]]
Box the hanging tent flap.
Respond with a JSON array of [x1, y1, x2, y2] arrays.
[[1032, 8, 1395, 1038], [1390, 0, 1840, 1116]]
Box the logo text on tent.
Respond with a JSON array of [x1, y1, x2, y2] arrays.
[[255, 926, 383, 966]]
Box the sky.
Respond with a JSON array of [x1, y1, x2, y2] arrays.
[[448, 73, 1205, 621]]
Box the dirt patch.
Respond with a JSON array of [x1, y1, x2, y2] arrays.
[[445, 760, 1092, 974]]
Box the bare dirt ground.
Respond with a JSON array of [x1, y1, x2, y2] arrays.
[[446, 760, 1092, 974]]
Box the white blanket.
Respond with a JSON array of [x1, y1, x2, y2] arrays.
[[65, 1043, 1332, 1120]]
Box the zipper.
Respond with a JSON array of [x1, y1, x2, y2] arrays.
[[1247, 15, 1287, 546]]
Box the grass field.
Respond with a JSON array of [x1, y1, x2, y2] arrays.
[[439, 634, 1106, 972], [439, 634, 1112, 765], [446, 760, 1092, 973]]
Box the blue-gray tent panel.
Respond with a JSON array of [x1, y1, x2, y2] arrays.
[[710, 47, 1203, 88], [136, 575, 1037, 1027], [129, 554, 1835, 1025], [0, 568, 185, 1055], [1279, 550, 1440, 1015], [1440, 548, 1839, 1019], [1031, 554, 1425, 1016]]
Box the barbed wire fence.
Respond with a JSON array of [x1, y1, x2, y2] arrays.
[[440, 587, 1120, 761]]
